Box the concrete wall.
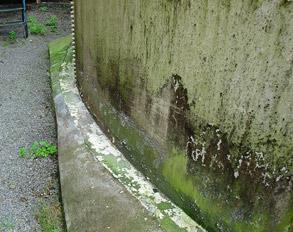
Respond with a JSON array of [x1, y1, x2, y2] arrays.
[[74, 0, 292, 231]]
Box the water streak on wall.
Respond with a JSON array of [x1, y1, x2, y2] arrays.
[[74, 0, 293, 231]]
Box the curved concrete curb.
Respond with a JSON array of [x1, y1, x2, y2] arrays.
[[49, 36, 205, 232]]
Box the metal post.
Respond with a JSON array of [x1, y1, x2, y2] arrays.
[[22, 0, 28, 38]]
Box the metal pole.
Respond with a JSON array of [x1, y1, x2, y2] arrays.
[[22, 0, 28, 38]]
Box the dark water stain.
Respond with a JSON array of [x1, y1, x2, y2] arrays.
[[78, 55, 292, 231], [165, 74, 291, 188], [163, 74, 292, 231], [167, 74, 190, 146]]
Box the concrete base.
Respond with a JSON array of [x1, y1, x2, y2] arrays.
[[55, 90, 163, 232], [48, 36, 204, 232]]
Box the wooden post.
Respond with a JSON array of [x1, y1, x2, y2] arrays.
[[36, 0, 41, 4]]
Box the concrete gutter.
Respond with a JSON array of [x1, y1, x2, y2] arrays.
[[49, 36, 205, 232]]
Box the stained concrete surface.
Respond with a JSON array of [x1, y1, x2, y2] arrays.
[[73, 1, 292, 231], [56, 96, 165, 232], [74, 0, 293, 174], [49, 37, 168, 232]]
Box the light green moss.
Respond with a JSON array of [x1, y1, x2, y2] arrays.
[[162, 149, 274, 232], [157, 202, 173, 211], [161, 217, 187, 232], [48, 35, 72, 74], [101, 155, 123, 176]]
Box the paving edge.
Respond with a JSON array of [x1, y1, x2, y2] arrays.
[[48, 36, 206, 232]]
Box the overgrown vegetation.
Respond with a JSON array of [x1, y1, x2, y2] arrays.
[[28, 16, 47, 35], [19, 140, 57, 158], [36, 203, 64, 232], [28, 15, 59, 35], [46, 16, 58, 33], [7, 31, 17, 43]]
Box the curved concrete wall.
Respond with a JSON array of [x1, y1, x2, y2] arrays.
[[74, 0, 292, 231]]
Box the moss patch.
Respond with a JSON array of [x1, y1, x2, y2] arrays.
[[162, 149, 277, 232], [48, 35, 72, 74], [161, 217, 187, 232]]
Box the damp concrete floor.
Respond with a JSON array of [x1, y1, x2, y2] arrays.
[[0, 4, 70, 231]]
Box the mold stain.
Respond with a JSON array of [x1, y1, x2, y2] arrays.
[[164, 74, 289, 187], [74, 0, 293, 230], [158, 74, 292, 231], [78, 55, 292, 232]]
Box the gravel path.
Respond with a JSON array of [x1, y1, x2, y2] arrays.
[[0, 4, 70, 232]]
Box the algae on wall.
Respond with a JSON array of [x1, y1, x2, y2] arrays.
[[74, 0, 292, 231]]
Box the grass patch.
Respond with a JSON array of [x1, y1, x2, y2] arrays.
[[39, 6, 48, 12], [28, 15, 59, 35], [36, 203, 64, 232], [19, 147, 27, 158], [161, 217, 187, 232], [46, 16, 58, 33], [7, 31, 17, 43], [28, 16, 47, 35], [19, 140, 57, 158]]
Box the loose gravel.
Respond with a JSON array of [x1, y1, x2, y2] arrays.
[[0, 4, 71, 232]]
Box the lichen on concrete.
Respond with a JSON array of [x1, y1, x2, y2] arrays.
[[73, 0, 293, 231], [74, 0, 292, 172]]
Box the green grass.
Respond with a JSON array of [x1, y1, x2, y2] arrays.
[[28, 16, 47, 35], [28, 15, 59, 35], [19, 147, 27, 158], [36, 203, 64, 232], [46, 16, 58, 33], [7, 31, 17, 43], [39, 6, 48, 12], [19, 140, 57, 158]]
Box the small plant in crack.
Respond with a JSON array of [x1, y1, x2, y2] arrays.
[[36, 203, 64, 232], [19, 140, 57, 158], [19, 147, 27, 158]]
